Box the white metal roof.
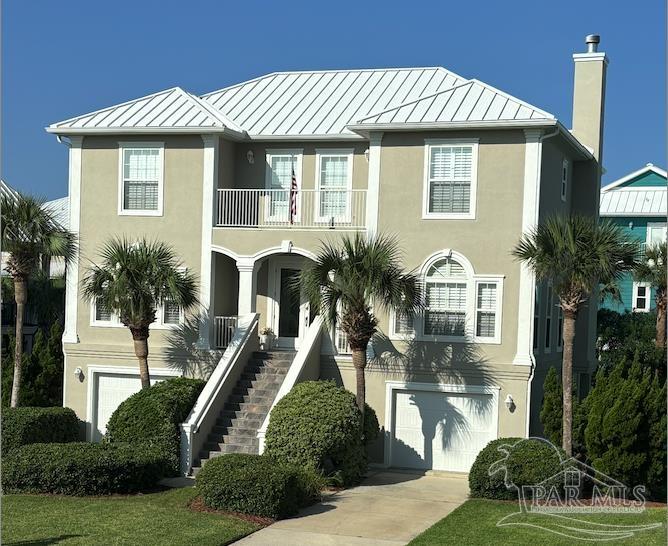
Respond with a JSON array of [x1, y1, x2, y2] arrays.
[[600, 188, 667, 217], [43, 196, 70, 230], [0, 179, 18, 201], [352, 79, 554, 126], [48, 87, 244, 135], [202, 67, 466, 137]]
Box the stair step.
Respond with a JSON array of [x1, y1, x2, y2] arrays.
[[217, 416, 264, 429], [227, 393, 275, 405], [237, 377, 284, 389], [220, 409, 268, 420], [243, 366, 287, 376], [232, 387, 275, 398]]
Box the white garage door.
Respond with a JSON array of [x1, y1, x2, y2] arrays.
[[391, 389, 497, 473], [92, 372, 170, 442]]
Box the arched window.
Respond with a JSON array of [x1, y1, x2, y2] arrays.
[[389, 250, 504, 343]]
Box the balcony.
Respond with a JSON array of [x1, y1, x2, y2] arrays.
[[216, 189, 367, 230]]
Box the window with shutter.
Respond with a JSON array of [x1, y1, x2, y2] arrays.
[[119, 144, 164, 215], [423, 140, 478, 219]]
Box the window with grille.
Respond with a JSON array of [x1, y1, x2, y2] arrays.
[[317, 152, 351, 220], [120, 145, 163, 214], [162, 300, 181, 325], [266, 151, 301, 220], [391, 310, 415, 338], [633, 282, 651, 312], [423, 258, 468, 337], [95, 299, 113, 322], [424, 141, 477, 218], [475, 283, 497, 339]]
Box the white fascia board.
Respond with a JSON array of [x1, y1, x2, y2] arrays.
[[347, 118, 558, 133], [602, 165, 668, 192], [247, 133, 364, 141], [45, 126, 249, 141]]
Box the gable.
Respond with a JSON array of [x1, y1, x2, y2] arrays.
[[618, 170, 667, 188]]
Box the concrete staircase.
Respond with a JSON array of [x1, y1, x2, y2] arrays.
[[192, 351, 295, 475]]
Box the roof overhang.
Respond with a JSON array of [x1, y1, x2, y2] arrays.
[[602, 164, 667, 192], [45, 125, 248, 142]]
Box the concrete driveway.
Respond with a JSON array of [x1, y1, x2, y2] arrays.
[[235, 470, 469, 545]]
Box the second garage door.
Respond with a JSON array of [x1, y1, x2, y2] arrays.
[[391, 389, 497, 473]]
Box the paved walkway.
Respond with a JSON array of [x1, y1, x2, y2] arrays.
[[235, 470, 469, 545]]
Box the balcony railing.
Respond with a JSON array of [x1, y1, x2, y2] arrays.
[[213, 316, 238, 349], [216, 189, 367, 230]]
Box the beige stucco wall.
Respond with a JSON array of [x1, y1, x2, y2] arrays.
[[63, 135, 205, 420]]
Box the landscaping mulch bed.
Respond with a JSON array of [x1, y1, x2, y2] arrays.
[[188, 495, 275, 526]]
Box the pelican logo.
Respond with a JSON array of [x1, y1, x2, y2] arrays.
[[488, 438, 662, 541]]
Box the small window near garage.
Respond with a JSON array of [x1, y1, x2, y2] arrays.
[[561, 158, 569, 202], [390, 310, 415, 339], [162, 300, 182, 325], [92, 298, 119, 326], [474, 282, 499, 341], [632, 282, 651, 313], [119, 143, 164, 216]]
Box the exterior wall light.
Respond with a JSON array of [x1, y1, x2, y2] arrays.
[[364, 148, 370, 162], [505, 394, 515, 412], [73, 367, 84, 382], [246, 150, 255, 164]]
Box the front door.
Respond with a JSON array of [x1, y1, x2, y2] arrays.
[[271, 258, 308, 349]]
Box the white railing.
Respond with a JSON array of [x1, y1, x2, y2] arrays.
[[257, 316, 323, 453], [216, 189, 367, 229], [213, 316, 237, 349], [180, 313, 259, 475]]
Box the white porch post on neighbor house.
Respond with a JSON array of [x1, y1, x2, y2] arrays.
[[236, 259, 257, 315], [365, 132, 383, 234], [197, 134, 219, 349], [63, 136, 83, 344], [513, 128, 543, 368]]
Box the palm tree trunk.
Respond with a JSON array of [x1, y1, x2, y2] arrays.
[[10, 277, 27, 408], [655, 288, 666, 349], [561, 309, 577, 457], [351, 347, 366, 418], [130, 327, 151, 389]]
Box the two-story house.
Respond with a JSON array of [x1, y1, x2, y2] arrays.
[[49, 36, 606, 475], [600, 163, 667, 313]]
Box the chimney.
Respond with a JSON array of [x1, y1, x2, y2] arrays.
[[572, 34, 608, 163]]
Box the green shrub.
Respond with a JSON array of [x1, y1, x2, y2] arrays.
[[586, 359, 666, 500], [1, 406, 79, 453], [105, 377, 205, 475], [469, 437, 566, 500], [196, 453, 320, 519], [2, 442, 167, 495], [264, 381, 379, 486]]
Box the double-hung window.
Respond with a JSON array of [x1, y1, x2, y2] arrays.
[[93, 298, 116, 325], [475, 282, 498, 340], [265, 150, 302, 222], [633, 282, 651, 313], [119, 143, 164, 215], [316, 150, 353, 222], [162, 299, 182, 325], [423, 258, 468, 338], [561, 158, 569, 202], [423, 139, 478, 219], [390, 309, 415, 339]]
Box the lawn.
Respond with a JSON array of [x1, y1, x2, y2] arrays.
[[410, 499, 667, 545], [2, 487, 262, 546]]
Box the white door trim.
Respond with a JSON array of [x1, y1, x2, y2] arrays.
[[383, 380, 500, 469], [268, 256, 308, 349], [86, 365, 181, 441]]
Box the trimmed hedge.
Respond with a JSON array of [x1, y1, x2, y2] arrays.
[[2, 442, 167, 495], [469, 437, 566, 500], [1, 406, 79, 453], [196, 453, 321, 519], [106, 377, 205, 475], [264, 381, 380, 486]]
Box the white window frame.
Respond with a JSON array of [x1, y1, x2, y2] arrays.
[[632, 282, 651, 313], [557, 306, 564, 351], [416, 250, 503, 344], [473, 277, 504, 344], [265, 149, 303, 223], [422, 139, 479, 220], [533, 285, 541, 353], [117, 142, 165, 216], [90, 298, 122, 328], [389, 308, 416, 340], [560, 158, 569, 202], [90, 299, 184, 330], [646, 222, 667, 245], [544, 285, 554, 353], [315, 148, 354, 223]]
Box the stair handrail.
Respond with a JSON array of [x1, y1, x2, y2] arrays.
[[256, 315, 323, 453], [180, 312, 259, 475]]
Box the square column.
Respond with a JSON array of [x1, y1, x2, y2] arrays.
[[237, 259, 257, 316]]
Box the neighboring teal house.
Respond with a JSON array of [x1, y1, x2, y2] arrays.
[[600, 163, 667, 313]]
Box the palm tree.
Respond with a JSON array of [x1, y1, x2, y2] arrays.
[[1, 193, 77, 407], [82, 238, 198, 389], [300, 233, 421, 415], [633, 242, 667, 348], [513, 214, 637, 456]]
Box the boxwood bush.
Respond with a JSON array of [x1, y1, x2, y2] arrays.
[[2, 442, 167, 495], [469, 437, 566, 500], [264, 381, 380, 486], [105, 377, 205, 475], [196, 453, 321, 519], [1, 406, 79, 453]]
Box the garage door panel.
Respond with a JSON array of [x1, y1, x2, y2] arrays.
[[391, 389, 496, 473]]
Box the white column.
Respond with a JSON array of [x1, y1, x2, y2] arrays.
[[237, 259, 257, 315], [513, 129, 543, 367], [365, 132, 383, 234], [197, 134, 219, 348], [62, 136, 83, 345]]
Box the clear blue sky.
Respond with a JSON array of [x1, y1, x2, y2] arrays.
[[2, 0, 665, 199]]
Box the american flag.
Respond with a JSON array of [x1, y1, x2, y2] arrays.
[[289, 166, 298, 224]]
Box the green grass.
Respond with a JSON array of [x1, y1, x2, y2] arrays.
[[410, 499, 667, 545], [2, 487, 261, 546]]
